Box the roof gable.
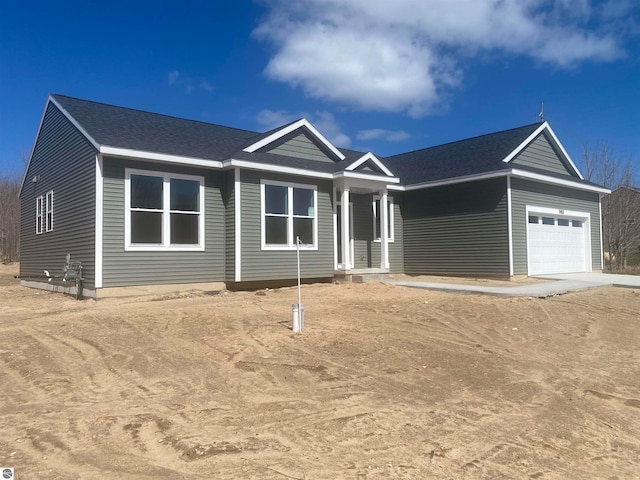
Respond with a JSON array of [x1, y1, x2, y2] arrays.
[[256, 129, 337, 163], [242, 119, 346, 161], [502, 122, 583, 179], [345, 152, 394, 176]]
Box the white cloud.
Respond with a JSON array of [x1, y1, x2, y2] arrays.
[[256, 109, 351, 147], [255, 0, 626, 116], [167, 71, 214, 94], [168, 70, 180, 85], [357, 129, 410, 142]]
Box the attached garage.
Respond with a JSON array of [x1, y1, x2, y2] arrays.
[[526, 206, 591, 275]]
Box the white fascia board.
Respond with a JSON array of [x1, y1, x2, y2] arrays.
[[501, 121, 584, 180], [543, 123, 584, 180], [501, 122, 547, 164], [100, 146, 223, 169], [404, 168, 609, 194], [224, 159, 333, 179], [345, 152, 394, 177], [334, 170, 400, 184], [511, 169, 610, 194], [404, 170, 510, 191], [242, 118, 346, 161]]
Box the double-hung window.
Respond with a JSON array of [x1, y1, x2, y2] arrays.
[[36, 190, 54, 234], [373, 195, 394, 242], [262, 181, 317, 249], [125, 169, 204, 250]]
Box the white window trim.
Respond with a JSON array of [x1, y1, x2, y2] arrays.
[[35, 190, 54, 235], [45, 190, 54, 232], [124, 168, 205, 251], [260, 179, 318, 251], [35, 195, 43, 235], [372, 195, 394, 243]]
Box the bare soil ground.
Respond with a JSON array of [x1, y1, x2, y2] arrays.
[[1, 263, 639, 479]]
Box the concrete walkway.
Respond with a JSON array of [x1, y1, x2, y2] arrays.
[[386, 272, 640, 298]]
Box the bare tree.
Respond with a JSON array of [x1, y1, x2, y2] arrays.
[[0, 168, 21, 262], [583, 142, 639, 271]]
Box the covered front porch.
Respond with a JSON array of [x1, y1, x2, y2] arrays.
[[333, 172, 400, 275]]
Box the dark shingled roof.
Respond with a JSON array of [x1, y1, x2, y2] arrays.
[[50, 95, 375, 170], [49, 95, 598, 187], [384, 123, 544, 185], [51, 94, 262, 161]]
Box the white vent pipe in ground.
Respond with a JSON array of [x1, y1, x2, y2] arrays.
[[292, 236, 304, 333]]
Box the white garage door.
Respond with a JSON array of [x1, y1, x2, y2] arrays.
[[527, 211, 588, 275]]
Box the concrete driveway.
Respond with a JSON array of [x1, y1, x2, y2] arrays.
[[534, 272, 640, 288], [387, 272, 640, 298]]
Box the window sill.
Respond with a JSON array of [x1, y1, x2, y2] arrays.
[[261, 245, 318, 251], [373, 239, 395, 244], [125, 244, 205, 252]]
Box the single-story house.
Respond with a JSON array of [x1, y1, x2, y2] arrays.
[[19, 94, 609, 297]]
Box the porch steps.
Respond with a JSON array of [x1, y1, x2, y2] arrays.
[[334, 269, 390, 284], [351, 273, 390, 283]]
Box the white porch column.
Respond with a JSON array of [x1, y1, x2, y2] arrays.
[[341, 187, 351, 269], [380, 189, 389, 270]]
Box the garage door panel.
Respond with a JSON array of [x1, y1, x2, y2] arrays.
[[528, 213, 587, 275]]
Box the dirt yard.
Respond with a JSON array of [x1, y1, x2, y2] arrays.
[[1, 264, 639, 480]]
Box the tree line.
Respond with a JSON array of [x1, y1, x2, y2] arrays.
[[0, 168, 20, 262], [583, 143, 640, 271]]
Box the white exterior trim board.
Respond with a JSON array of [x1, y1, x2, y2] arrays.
[[234, 167, 242, 282], [95, 155, 104, 289], [225, 159, 333, 179], [507, 176, 514, 277], [243, 118, 346, 161], [404, 169, 608, 194], [101, 146, 223, 169]]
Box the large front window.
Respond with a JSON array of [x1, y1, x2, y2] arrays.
[[262, 181, 317, 249], [125, 170, 204, 250]]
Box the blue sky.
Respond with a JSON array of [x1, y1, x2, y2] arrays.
[[1, 0, 639, 179]]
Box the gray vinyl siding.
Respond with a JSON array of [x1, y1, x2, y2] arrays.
[[20, 102, 98, 288], [101, 157, 225, 287], [264, 131, 336, 163], [224, 169, 236, 282], [511, 133, 575, 176], [402, 178, 510, 276], [239, 170, 334, 281], [351, 193, 404, 273], [510, 177, 602, 275]]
